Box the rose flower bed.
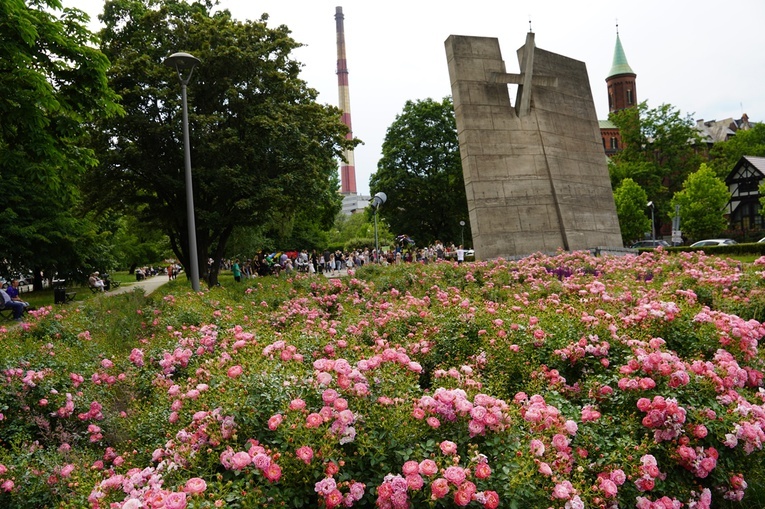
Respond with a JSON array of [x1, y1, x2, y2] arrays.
[[0, 249, 764, 508]]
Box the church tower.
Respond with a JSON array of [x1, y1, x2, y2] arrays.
[[606, 28, 637, 113], [601, 27, 637, 155]]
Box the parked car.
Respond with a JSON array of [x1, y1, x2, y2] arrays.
[[689, 238, 738, 247], [758, 237, 765, 243], [630, 240, 670, 248], [1, 277, 33, 293]]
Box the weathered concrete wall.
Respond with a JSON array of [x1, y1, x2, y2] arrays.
[[445, 34, 623, 260]]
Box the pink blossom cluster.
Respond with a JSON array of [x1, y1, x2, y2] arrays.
[[262, 339, 303, 362], [88, 461, 207, 508], [723, 473, 748, 501], [554, 334, 610, 365], [622, 300, 681, 326], [637, 396, 687, 442], [314, 476, 365, 508], [676, 444, 718, 478], [724, 417, 765, 454], [220, 440, 281, 482], [693, 308, 764, 359], [414, 388, 510, 436], [634, 454, 666, 492], [376, 455, 498, 509], [158, 347, 193, 375], [0, 464, 14, 493], [593, 469, 626, 499]]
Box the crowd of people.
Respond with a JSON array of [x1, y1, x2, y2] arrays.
[[223, 241, 470, 281]]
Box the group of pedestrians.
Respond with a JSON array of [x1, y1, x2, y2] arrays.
[[223, 241, 471, 282]]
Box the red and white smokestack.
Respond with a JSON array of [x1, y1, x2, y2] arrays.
[[335, 6, 357, 195]]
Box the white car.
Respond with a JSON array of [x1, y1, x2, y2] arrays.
[[689, 238, 737, 247]]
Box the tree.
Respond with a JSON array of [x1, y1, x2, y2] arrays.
[[608, 102, 703, 235], [708, 123, 765, 178], [86, 0, 352, 285], [613, 178, 651, 245], [370, 97, 469, 247], [0, 0, 121, 286], [671, 163, 730, 241]]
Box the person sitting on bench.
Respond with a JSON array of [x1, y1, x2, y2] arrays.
[[0, 288, 26, 320], [89, 272, 106, 292], [6, 279, 30, 311]]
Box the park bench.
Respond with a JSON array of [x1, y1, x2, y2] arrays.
[[0, 306, 13, 320], [53, 281, 76, 304]]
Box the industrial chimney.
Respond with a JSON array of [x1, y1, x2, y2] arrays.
[[335, 6, 357, 195]]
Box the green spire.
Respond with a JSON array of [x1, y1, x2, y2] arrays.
[[608, 33, 634, 77]]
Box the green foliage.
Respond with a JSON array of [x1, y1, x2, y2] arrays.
[[370, 97, 470, 246], [708, 123, 765, 178], [613, 178, 651, 245], [0, 0, 121, 281], [86, 0, 351, 285], [609, 102, 703, 233], [671, 163, 731, 241]]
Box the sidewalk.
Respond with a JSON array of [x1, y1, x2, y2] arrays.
[[106, 274, 171, 296]]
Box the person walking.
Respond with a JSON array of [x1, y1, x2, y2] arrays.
[[232, 259, 242, 282]]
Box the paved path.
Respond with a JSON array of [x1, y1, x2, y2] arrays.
[[105, 274, 171, 296]]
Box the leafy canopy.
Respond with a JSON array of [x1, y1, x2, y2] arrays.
[[608, 101, 702, 231], [87, 0, 353, 285], [671, 163, 730, 241], [0, 0, 121, 281], [370, 97, 469, 247], [613, 178, 651, 245]]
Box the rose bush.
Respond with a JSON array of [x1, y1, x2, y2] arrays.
[[0, 249, 763, 508]]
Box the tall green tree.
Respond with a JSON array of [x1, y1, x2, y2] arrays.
[[671, 163, 730, 241], [86, 0, 352, 285], [0, 0, 121, 286], [613, 178, 651, 245], [708, 123, 765, 178], [608, 101, 703, 234], [370, 97, 469, 247]]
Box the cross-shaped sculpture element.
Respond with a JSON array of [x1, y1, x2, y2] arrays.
[[488, 33, 558, 116]]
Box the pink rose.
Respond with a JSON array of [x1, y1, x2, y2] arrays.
[[538, 462, 553, 476], [444, 466, 466, 485], [289, 398, 306, 410], [475, 462, 491, 479], [402, 460, 419, 475], [165, 492, 187, 509], [268, 414, 283, 430], [263, 462, 281, 482], [184, 477, 207, 494], [306, 413, 323, 428], [440, 440, 458, 455], [230, 451, 251, 470], [296, 446, 314, 464], [431, 478, 450, 499], [419, 459, 438, 476], [227, 365, 243, 378]]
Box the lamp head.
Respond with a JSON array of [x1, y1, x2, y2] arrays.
[[647, 201, 653, 208], [163, 52, 200, 70], [372, 192, 387, 209]]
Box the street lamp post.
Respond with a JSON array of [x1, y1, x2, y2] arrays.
[[459, 220, 465, 246], [371, 192, 387, 264], [647, 201, 655, 242], [163, 52, 201, 292]]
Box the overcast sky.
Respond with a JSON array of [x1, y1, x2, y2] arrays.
[[71, 0, 765, 195]]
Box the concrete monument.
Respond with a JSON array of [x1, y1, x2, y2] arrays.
[[445, 33, 623, 260]]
